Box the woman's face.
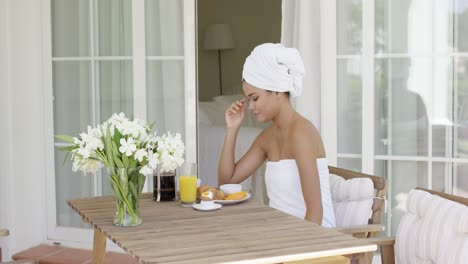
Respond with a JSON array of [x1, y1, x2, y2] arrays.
[[242, 82, 279, 123]]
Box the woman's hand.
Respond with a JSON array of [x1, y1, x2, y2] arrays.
[[225, 98, 246, 129]]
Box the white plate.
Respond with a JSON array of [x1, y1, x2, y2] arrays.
[[214, 193, 251, 205], [192, 203, 222, 211]]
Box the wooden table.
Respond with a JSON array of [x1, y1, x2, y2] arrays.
[[68, 193, 376, 264]]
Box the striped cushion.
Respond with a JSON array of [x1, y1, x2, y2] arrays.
[[329, 174, 374, 227], [395, 189, 468, 264]]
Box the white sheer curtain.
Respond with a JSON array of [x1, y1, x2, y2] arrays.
[[281, 0, 322, 130]]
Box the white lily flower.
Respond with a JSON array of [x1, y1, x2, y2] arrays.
[[134, 149, 147, 162], [119, 137, 137, 156], [139, 165, 153, 176]]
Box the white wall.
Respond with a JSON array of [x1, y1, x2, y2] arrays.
[[0, 0, 48, 260]]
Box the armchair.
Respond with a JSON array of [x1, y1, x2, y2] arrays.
[[328, 166, 388, 238], [369, 188, 468, 264], [0, 229, 8, 262]]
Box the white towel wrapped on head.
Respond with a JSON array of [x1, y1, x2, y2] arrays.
[[242, 43, 305, 97]]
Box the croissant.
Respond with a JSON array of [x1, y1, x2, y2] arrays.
[[212, 189, 226, 200]]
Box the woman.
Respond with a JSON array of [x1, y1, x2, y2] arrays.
[[218, 43, 336, 227]]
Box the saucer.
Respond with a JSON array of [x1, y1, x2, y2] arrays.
[[192, 203, 222, 211]]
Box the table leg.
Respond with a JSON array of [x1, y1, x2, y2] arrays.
[[92, 228, 106, 264]]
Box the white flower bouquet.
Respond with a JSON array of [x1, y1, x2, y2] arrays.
[[57, 112, 185, 226]]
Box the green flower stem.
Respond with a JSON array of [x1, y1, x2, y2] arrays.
[[110, 174, 137, 218]]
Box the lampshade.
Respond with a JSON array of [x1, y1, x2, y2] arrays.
[[203, 24, 235, 50]]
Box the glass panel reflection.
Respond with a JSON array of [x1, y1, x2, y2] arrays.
[[455, 163, 468, 198], [375, 0, 431, 54], [338, 59, 362, 154], [337, 158, 361, 172], [432, 58, 454, 157], [432, 162, 450, 193], [375, 160, 427, 235], [455, 0, 468, 52], [337, 0, 362, 55], [145, 0, 184, 56], [54, 149, 92, 228], [457, 58, 468, 158], [97, 61, 133, 122], [146, 60, 185, 136], [53, 62, 92, 136], [96, 0, 132, 56], [52, 0, 90, 57], [374, 58, 429, 156]]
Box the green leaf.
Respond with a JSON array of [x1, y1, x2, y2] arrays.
[[55, 134, 75, 144], [122, 152, 129, 168], [113, 154, 124, 168], [110, 177, 123, 202], [104, 126, 114, 168], [138, 174, 145, 194], [129, 159, 137, 168], [112, 128, 121, 149], [126, 194, 134, 209], [129, 181, 137, 198], [148, 121, 156, 130]]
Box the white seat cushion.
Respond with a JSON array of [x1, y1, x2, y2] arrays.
[[329, 174, 374, 227], [395, 189, 468, 264]]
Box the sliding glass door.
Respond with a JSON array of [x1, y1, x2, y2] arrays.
[[323, 0, 468, 235]]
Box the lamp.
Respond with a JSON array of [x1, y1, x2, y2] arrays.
[[204, 24, 235, 95]]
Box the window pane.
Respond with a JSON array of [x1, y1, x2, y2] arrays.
[[433, 58, 454, 157], [455, 0, 468, 52], [455, 163, 468, 198], [338, 59, 362, 154], [53, 62, 92, 136], [434, 0, 455, 53], [145, 0, 184, 56], [375, 160, 427, 235], [375, 0, 431, 54], [96, 0, 132, 56], [374, 58, 429, 156], [432, 162, 451, 193], [456, 58, 468, 158], [337, 158, 361, 171], [97, 61, 134, 122], [54, 149, 92, 228], [52, 0, 90, 57], [337, 0, 362, 55], [146, 60, 185, 136]]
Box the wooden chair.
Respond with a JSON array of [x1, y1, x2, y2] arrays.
[[328, 166, 388, 238], [368, 188, 468, 264], [0, 229, 8, 262], [0, 230, 37, 264]]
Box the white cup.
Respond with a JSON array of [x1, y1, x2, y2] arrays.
[[220, 184, 242, 195]]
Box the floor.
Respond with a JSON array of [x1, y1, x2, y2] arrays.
[[12, 244, 138, 264]]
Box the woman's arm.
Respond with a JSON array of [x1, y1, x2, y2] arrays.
[[291, 123, 323, 225], [218, 99, 267, 185]]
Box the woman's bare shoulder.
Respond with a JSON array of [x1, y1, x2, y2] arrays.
[[291, 116, 325, 156], [292, 116, 320, 137], [253, 124, 275, 144]]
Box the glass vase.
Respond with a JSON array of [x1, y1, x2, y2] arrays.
[[109, 167, 145, 227]]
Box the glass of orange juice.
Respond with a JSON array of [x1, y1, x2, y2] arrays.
[[179, 162, 197, 207]]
